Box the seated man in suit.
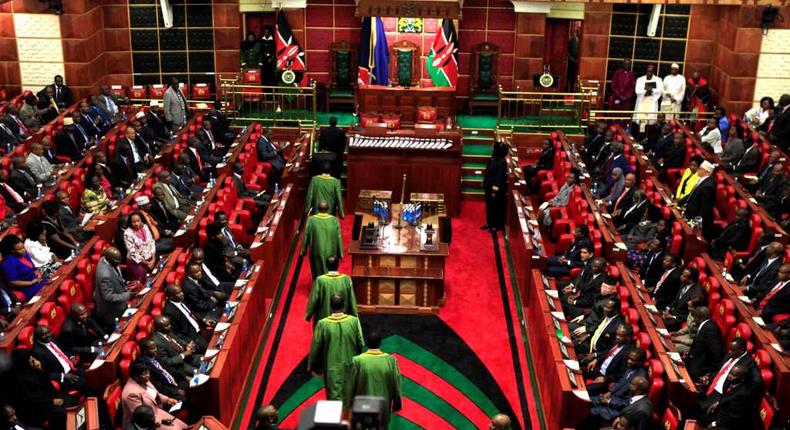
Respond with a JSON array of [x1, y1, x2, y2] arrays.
[[646, 123, 673, 158], [730, 136, 762, 174], [685, 306, 724, 383], [708, 208, 751, 261], [8, 157, 38, 200], [204, 222, 241, 282], [146, 101, 172, 143], [647, 254, 682, 310], [0, 111, 24, 153], [584, 325, 635, 396], [162, 284, 215, 348], [54, 117, 86, 162], [110, 144, 139, 190], [586, 349, 648, 428], [545, 225, 593, 278], [680, 159, 717, 240], [189, 248, 234, 294], [150, 187, 183, 234], [117, 126, 151, 171], [661, 266, 704, 331], [31, 325, 85, 394], [54, 191, 91, 243], [729, 233, 774, 281], [52, 75, 72, 109], [699, 338, 763, 415], [574, 297, 623, 356], [180, 262, 225, 320], [607, 376, 652, 430], [152, 170, 193, 221], [753, 263, 790, 324], [741, 241, 784, 299], [138, 337, 187, 400], [25, 143, 54, 185], [755, 163, 788, 219], [256, 127, 285, 185], [78, 101, 104, 137], [170, 157, 202, 199], [215, 211, 249, 261], [59, 303, 106, 362], [562, 256, 607, 319], [614, 190, 648, 234], [655, 133, 687, 181], [152, 315, 202, 371], [232, 162, 270, 212], [700, 364, 757, 429], [93, 246, 131, 332]]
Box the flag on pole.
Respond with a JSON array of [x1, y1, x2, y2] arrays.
[[275, 10, 306, 85], [358, 17, 389, 86], [426, 19, 459, 87]]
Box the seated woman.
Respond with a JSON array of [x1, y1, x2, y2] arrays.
[[669, 292, 707, 354], [86, 159, 115, 200], [23, 221, 59, 273], [597, 167, 625, 206], [40, 200, 79, 260], [744, 96, 774, 128], [121, 361, 188, 430], [675, 156, 702, 201], [81, 174, 111, 215], [123, 211, 157, 283], [0, 235, 46, 299], [699, 117, 722, 154]]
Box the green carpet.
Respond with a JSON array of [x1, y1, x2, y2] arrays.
[[457, 115, 497, 130], [463, 144, 493, 156]]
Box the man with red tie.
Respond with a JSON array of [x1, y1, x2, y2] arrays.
[[753, 264, 790, 324], [31, 325, 85, 395], [699, 338, 763, 414]]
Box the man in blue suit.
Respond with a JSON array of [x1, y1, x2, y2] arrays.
[[256, 127, 285, 185], [588, 348, 648, 423]]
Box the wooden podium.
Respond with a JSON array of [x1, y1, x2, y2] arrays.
[[350, 200, 448, 314]]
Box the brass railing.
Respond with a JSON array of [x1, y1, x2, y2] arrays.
[[588, 109, 715, 125], [496, 85, 590, 133], [218, 76, 317, 126]]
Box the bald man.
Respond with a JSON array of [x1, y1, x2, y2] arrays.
[[93, 247, 130, 331], [254, 405, 279, 430], [151, 315, 201, 371], [59, 303, 106, 361], [25, 142, 54, 184], [489, 414, 511, 430]]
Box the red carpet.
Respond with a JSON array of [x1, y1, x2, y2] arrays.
[[243, 202, 538, 429]]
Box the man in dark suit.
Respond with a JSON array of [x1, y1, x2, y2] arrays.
[[55, 190, 90, 242], [149, 187, 182, 235], [742, 241, 784, 299], [682, 160, 716, 239], [769, 94, 790, 152], [8, 157, 38, 200], [662, 267, 703, 331], [93, 247, 131, 331], [754, 163, 787, 218], [146, 101, 171, 143], [584, 325, 635, 395], [700, 338, 763, 414], [614, 190, 648, 233], [657, 133, 687, 176], [639, 240, 666, 287], [78, 101, 103, 138], [587, 350, 649, 427], [31, 325, 85, 393], [583, 122, 606, 166], [256, 128, 285, 184], [162, 285, 215, 345], [318, 117, 346, 179], [563, 257, 607, 318], [701, 364, 757, 429], [610, 173, 636, 214], [0, 112, 23, 154], [116, 126, 150, 170], [172, 155, 204, 198], [180, 263, 225, 320], [189, 248, 235, 293], [647, 123, 673, 158], [59, 303, 106, 362], [138, 337, 186, 400], [647, 254, 682, 310], [575, 298, 623, 356], [754, 263, 790, 323], [41, 136, 63, 165], [686, 306, 723, 382], [111, 144, 139, 190], [708, 208, 751, 261], [612, 376, 653, 430], [0, 174, 26, 213], [151, 315, 201, 373], [52, 75, 72, 109], [522, 138, 556, 188], [3, 104, 29, 140], [731, 137, 762, 174], [546, 225, 593, 277], [54, 117, 87, 162], [205, 100, 232, 143], [600, 142, 631, 187], [590, 131, 614, 173]]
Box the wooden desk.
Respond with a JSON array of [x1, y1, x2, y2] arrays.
[[349, 205, 448, 313], [66, 397, 101, 430], [346, 129, 462, 216], [357, 85, 456, 124]]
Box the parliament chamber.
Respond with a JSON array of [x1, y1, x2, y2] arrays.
[[1, 0, 790, 429]]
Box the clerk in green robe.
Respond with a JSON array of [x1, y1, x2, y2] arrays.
[[307, 294, 365, 400], [305, 256, 357, 326], [301, 201, 343, 279], [344, 331, 402, 428], [305, 162, 344, 218]]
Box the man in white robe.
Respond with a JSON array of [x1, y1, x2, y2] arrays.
[[633, 65, 663, 132], [662, 63, 686, 119]]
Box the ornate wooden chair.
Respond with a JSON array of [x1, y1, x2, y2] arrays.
[[469, 42, 500, 114], [390, 40, 419, 87], [327, 40, 357, 111]]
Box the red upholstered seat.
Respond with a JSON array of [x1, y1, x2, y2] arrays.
[[149, 84, 166, 99], [39, 303, 66, 338], [103, 380, 122, 428], [759, 397, 774, 430], [136, 315, 154, 342], [128, 85, 147, 99], [661, 404, 681, 430], [192, 83, 211, 99], [17, 325, 35, 349]]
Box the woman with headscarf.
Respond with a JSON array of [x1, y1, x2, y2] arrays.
[[7, 348, 67, 428], [0, 234, 46, 299], [482, 141, 509, 231], [240, 31, 262, 69], [599, 167, 625, 206]]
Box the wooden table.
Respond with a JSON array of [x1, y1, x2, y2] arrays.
[[357, 85, 456, 124], [349, 204, 448, 314], [346, 128, 462, 216]]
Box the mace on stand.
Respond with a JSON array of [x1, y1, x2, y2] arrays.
[[394, 173, 407, 230]]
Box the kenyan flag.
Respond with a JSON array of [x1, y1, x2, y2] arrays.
[[426, 19, 459, 87]]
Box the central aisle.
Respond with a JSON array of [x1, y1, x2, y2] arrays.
[[238, 202, 540, 429]]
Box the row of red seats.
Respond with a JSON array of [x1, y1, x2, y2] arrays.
[[115, 83, 212, 101]]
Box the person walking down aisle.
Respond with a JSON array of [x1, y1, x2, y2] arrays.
[[301, 201, 343, 279], [344, 331, 402, 429], [305, 162, 344, 218], [482, 141, 508, 231], [305, 256, 357, 326], [307, 294, 365, 400]]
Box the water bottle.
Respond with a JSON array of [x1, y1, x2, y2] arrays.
[[119, 189, 125, 201], [199, 360, 207, 374], [146, 280, 153, 290], [114, 317, 121, 333], [274, 183, 280, 196], [241, 259, 249, 276], [36, 184, 43, 199], [192, 369, 200, 385], [97, 342, 105, 359], [224, 301, 231, 315]]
